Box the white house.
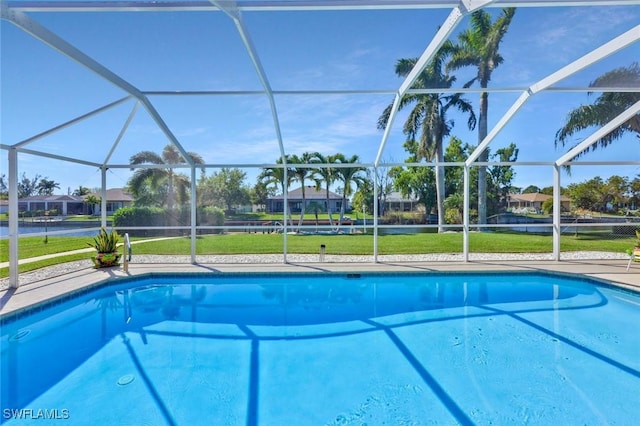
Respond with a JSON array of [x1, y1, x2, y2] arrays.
[[266, 186, 345, 214]]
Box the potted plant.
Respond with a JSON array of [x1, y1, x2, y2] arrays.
[[88, 227, 121, 268], [625, 229, 640, 261]]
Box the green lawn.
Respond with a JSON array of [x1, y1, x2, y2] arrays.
[[130, 232, 634, 255], [0, 236, 95, 262], [2, 231, 634, 278]]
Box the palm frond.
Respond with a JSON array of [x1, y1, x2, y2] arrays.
[[129, 151, 164, 166]]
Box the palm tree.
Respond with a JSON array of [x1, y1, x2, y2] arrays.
[[310, 152, 340, 228], [259, 156, 295, 226], [128, 144, 204, 210], [306, 201, 323, 230], [378, 50, 476, 232], [555, 62, 640, 157], [36, 178, 60, 195], [84, 194, 101, 215], [333, 154, 367, 226], [289, 152, 319, 229], [447, 7, 516, 226], [73, 185, 91, 196]]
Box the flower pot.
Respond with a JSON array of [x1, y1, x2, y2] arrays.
[[92, 252, 121, 268]]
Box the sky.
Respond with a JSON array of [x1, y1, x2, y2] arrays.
[[1, 1, 639, 198]]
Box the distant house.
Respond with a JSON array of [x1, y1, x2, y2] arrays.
[[0, 199, 8, 214], [383, 191, 420, 213], [16, 188, 133, 216], [88, 188, 133, 215], [266, 186, 345, 213], [507, 193, 571, 213], [18, 194, 85, 215]]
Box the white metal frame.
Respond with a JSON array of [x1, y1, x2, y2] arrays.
[[2, 0, 639, 287]]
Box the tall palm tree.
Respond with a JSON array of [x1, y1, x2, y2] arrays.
[[447, 7, 516, 226], [259, 156, 295, 226], [378, 50, 476, 232], [310, 152, 340, 227], [289, 152, 319, 229], [128, 144, 204, 210], [333, 154, 367, 226], [555, 62, 640, 157]]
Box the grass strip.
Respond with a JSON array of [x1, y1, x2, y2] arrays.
[[2, 232, 633, 278]]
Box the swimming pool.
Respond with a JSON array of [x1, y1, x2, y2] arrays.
[[1, 272, 639, 425]]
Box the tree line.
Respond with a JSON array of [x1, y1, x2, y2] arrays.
[[0, 173, 61, 199], [5, 9, 639, 227], [123, 146, 368, 227]]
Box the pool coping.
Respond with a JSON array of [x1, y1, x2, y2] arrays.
[[1, 259, 639, 321]]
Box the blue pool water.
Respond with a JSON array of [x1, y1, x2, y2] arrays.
[[1, 272, 639, 425]]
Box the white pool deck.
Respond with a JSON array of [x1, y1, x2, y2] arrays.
[[1, 257, 639, 317]]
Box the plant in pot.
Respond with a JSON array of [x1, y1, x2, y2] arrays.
[[625, 229, 640, 261], [88, 227, 121, 268]]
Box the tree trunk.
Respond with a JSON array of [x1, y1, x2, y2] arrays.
[[326, 186, 334, 227], [167, 171, 175, 211], [435, 144, 445, 233], [298, 185, 306, 230], [477, 91, 489, 229]]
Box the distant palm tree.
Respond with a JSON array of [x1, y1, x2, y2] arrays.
[[378, 50, 476, 232], [73, 185, 91, 196], [555, 62, 640, 157], [84, 194, 101, 215], [259, 156, 295, 226], [447, 7, 516, 226], [36, 178, 60, 196], [307, 201, 323, 229], [128, 144, 204, 210], [333, 154, 367, 226], [289, 152, 320, 229], [310, 152, 340, 227]]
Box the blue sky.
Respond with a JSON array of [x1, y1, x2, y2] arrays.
[[1, 2, 639, 197]]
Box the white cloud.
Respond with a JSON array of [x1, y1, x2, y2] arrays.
[[528, 7, 639, 64]]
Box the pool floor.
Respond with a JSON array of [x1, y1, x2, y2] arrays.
[[2, 273, 639, 425]]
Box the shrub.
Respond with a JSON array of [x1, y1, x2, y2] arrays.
[[198, 206, 225, 227], [113, 206, 166, 227], [444, 208, 462, 225], [113, 206, 170, 236]]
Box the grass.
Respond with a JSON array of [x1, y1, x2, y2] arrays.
[[2, 231, 635, 279], [129, 231, 634, 255], [0, 236, 95, 262]]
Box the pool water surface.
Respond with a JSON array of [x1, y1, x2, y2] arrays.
[[1, 272, 639, 425]]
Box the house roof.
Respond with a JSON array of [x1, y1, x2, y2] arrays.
[[87, 188, 133, 202], [18, 188, 134, 202], [19, 194, 84, 202], [509, 193, 571, 202], [270, 186, 341, 200], [385, 191, 418, 203]]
